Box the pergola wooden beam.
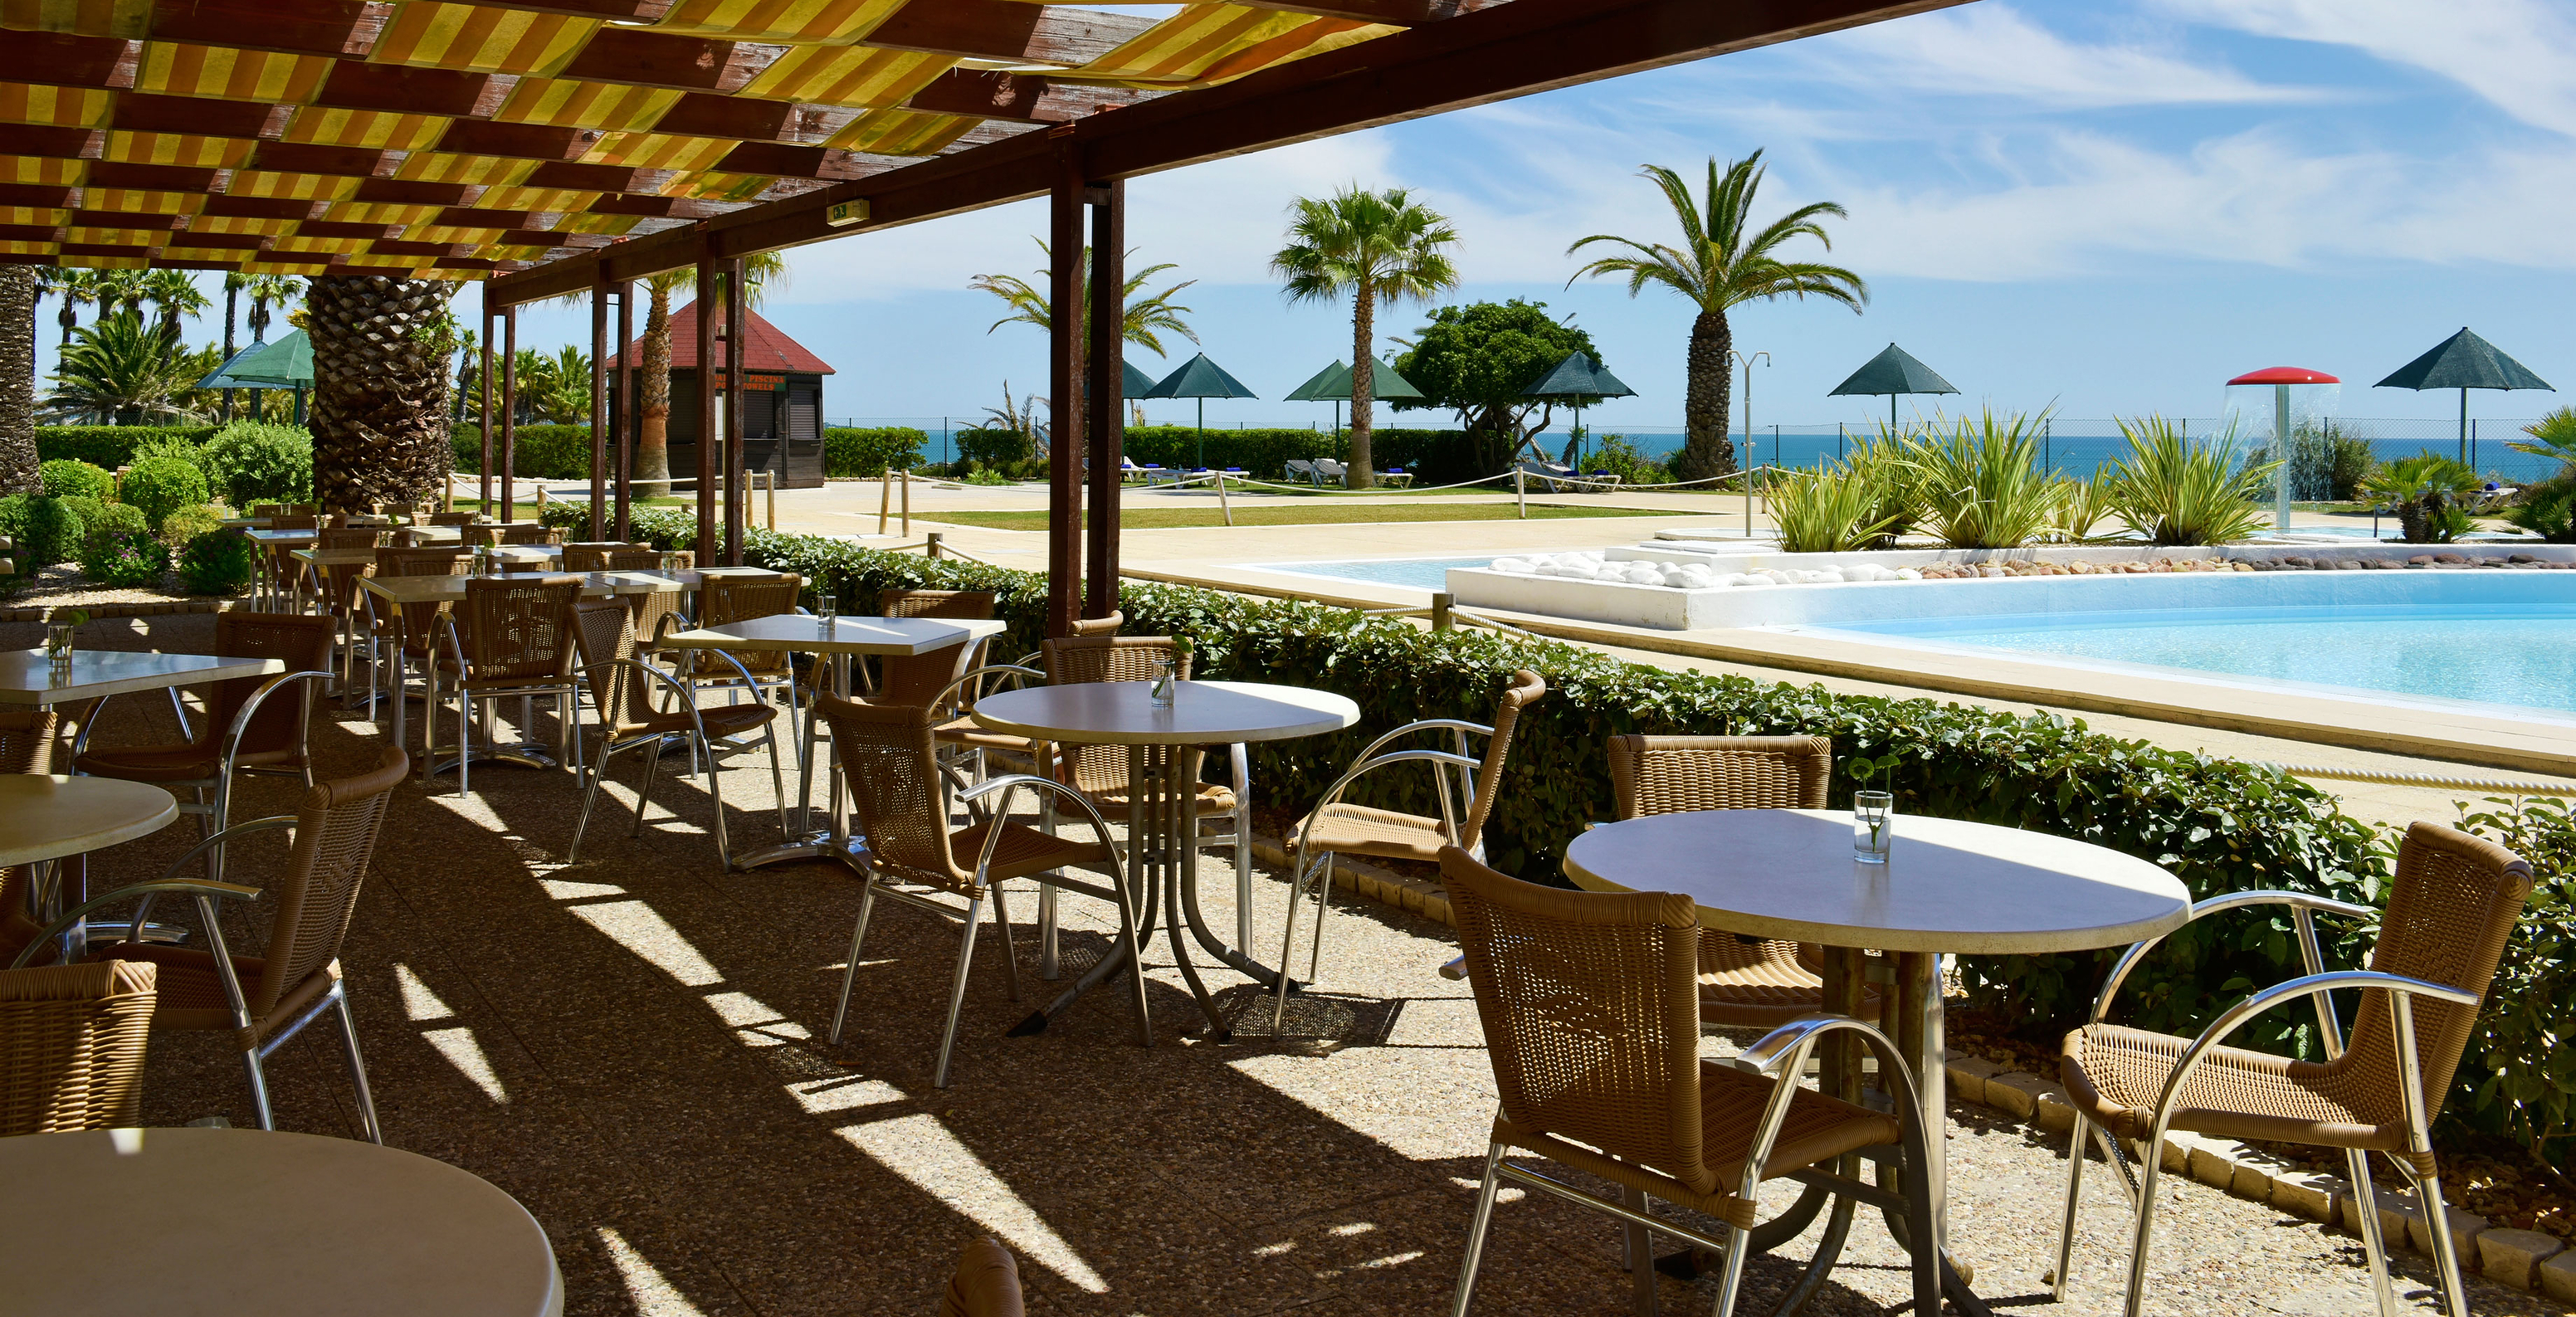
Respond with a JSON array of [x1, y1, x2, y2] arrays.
[[490, 0, 1962, 305], [862, 0, 1156, 66], [902, 69, 1158, 123], [1230, 0, 1505, 23]]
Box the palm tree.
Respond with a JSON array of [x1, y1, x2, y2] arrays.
[[970, 240, 1200, 357], [1568, 151, 1867, 480], [0, 268, 33, 494], [93, 269, 149, 322], [143, 270, 209, 345], [631, 255, 787, 498], [307, 276, 456, 513], [453, 327, 479, 422], [37, 268, 94, 347], [43, 310, 207, 424], [1271, 187, 1459, 488], [218, 272, 246, 419]]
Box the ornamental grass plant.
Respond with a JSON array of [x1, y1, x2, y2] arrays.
[[1771, 466, 1900, 553], [2107, 415, 2277, 545], [1902, 410, 2061, 549]]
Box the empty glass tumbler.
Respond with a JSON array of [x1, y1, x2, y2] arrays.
[[1853, 790, 1894, 864], [816, 598, 837, 635], [1149, 656, 1178, 709]]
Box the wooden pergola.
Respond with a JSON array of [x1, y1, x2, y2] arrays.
[[0, 0, 1959, 632]]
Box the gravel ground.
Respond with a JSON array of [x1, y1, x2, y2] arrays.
[[26, 611, 2566, 1317]]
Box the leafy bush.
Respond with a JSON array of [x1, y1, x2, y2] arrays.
[[954, 427, 1032, 468], [1772, 467, 1898, 553], [2501, 469, 2576, 544], [159, 501, 228, 545], [2108, 416, 2276, 546], [1569, 434, 1670, 486], [2359, 451, 2482, 544], [447, 423, 608, 480], [36, 424, 218, 468], [39, 459, 114, 501], [824, 427, 926, 477], [0, 494, 82, 568], [119, 455, 209, 532], [202, 422, 314, 505], [174, 526, 256, 595], [2444, 798, 2576, 1171], [78, 502, 166, 587]]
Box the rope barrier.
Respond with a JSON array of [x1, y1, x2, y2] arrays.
[[2261, 763, 2576, 796]]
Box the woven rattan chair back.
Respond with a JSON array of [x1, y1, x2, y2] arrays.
[[1042, 637, 1184, 797], [459, 576, 582, 684], [878, 590, 996, 707], [572, 600, 656, 731], [243, 749, 406, 1020], [698, 574, 803, 676], [316, 528, 380, 551], [2345, 823, 2532, 1155], [600, 549, 665, 571], [563, 544, 654, 572], [377, 548, 467, 656], [498, 524, 560, 546], [1456, 670, 1545, 853], [1608, 735, 1830, 818], [812, 695, 968, 891], [0, 960, 157, 1135], [205, 612, 333, 758], [0, 707, 55, 773], [428, 512, 476, 527], [267, 514, 317, 530], [1442, 846, 1712, 1195], [1066, 612, 1122, 638]]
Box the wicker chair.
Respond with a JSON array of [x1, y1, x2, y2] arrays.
[[812, 695, 1145, 1088], [500, 524, 561, 547], [74, 612, 334, 885], [935, 1238, 1024, 1317], [17, 748, 411, 1141], [1066, 612, 1121, 638], [1598, 734, 1884, 1031], [1438, 846, 1938, 1317], [568, 600, 788, 870], [2053, 821, 2530, 1317], [665, 573, 804, 755], [562, 543, 657, 572], [360, 547, 468, 720], [0, 710, 58, 969], [427, 575, 583, 797], [0, 961, 158, 1135], [1272, 670, 1545, 1027]]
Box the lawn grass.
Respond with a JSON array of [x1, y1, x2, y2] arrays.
[[925, 503, 1681, 530]]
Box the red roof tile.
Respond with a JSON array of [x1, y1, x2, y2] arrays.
[[607, 303, 834, 375]]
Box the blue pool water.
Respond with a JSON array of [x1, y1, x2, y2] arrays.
[[1256, 557, 1493, 590], [1837, 604, 2576, 713]]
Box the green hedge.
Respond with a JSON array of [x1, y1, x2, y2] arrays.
[[37, 425, 220, 468], [579, 504, 2385, 1060], [450, 423, 597, 480], [824, 427, 925, 478]]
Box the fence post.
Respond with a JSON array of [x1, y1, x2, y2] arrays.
[[877, 468, 892, 535], [1216, 469, 1233, 526], [900, 468, 911, 534], [535, 485, 547, 517], [764, 469, 775, 530], [1514, 467, 1526, 519], [1432, 591, 1453, 632], [926, 530, 944, 559]]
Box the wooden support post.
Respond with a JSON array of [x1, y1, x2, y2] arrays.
[[588, 279, 607, 543], [766, 468, 776, 530], [926, 530, 944, 559], [877, 469, 891, 534], [1215, 469, 1232, 525], [724, 256, 747, 566], [1432, 591, 1453, 632], [900, 469, 910, 535], [500, 305, 518, 522], [1044, 149, 1086, 638], [615, 280, 635, 543], [1514, 466, 1525, 519], [476, 299, 494, 513], [693, 250, 718, 568], [1084, 178, 1123, 617]]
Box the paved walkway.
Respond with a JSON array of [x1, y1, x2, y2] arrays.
[[31, 613, 2559, 1316]]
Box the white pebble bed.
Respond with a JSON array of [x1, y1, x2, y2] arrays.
[[1486, 550, 1920, 590]]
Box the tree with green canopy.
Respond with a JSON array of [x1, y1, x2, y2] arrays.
[[970, 239, 1200, 357], [1568, 150, 1866, 480], [143, 270, 209, 346], [1271, 185, 1459, 488], [43, 311, 217, 425], [1390, 300, 1603, 476]]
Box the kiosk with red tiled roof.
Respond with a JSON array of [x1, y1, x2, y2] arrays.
[[609, 303, 836, 490]]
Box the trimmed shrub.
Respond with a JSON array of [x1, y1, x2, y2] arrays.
[[449, 423, 595, 480], [78, 503, 165, 586], [954, 427, 1032, 468], [159, 501, 227, 545], [824, 427, 926, 478], [36, 424, 219, 469], [202, 422, 314, 505], [0, 493, 81, 572], [120, 455, 210, 532], [174, 527, 256, 595], [39, 459, 114, 501]]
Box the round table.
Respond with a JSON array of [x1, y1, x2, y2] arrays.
[[1563, 807, 2189, 1314], [972, 680, 1359, 1040], [0, 775, 178, 868], [0, 1126, 563, 1316]]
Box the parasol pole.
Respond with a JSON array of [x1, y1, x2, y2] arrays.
[[1197, 397, 1206, 471], [2459, 388, 2469, 465]]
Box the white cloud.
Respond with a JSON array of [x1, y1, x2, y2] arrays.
[[1810, 4, 2325, 108], [2153, 0, 2576, 138]]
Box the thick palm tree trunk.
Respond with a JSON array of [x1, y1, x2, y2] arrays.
[[1671, 309, 1736, 481], [636, 283, 673, 499], [0, 268, 32, 495], [1348, 281, 1377, 489], [308, 276, 456, 514]]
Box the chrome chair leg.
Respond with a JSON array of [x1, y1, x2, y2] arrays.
[[1306, 851, 1337, 980], [764, 721, 789, 840], [334, 991, 384, 1145], [568, 735, 622, 863], [1449, 1139, 1507, 1317], [632, 732, 664, 837], [988, 882, 1024, 1003], [932, 895, 986, 1089], [2052, 1111, 2090, 1299], [2412, 1165, 2472, 1317], [2346, 1149, 2402, 1317], [242, 1049, 275, 1131], [1621, 1182, 1658, 1316], [827, 873, 881, 1046], [1707, 1222, 1754, 1317], [705, 734, 732, 870]]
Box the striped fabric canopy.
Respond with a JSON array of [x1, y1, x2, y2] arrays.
[[0, 1, 1419, 278]]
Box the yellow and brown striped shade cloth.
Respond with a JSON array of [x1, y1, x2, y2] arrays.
[[0, 0, 1410, 278]]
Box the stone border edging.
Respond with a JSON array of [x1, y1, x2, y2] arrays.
[[1256, 833, 2576, 1300]]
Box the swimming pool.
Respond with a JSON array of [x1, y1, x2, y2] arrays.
[[1252, 557, 1494, 591], [1820, 596, 2576, 714]]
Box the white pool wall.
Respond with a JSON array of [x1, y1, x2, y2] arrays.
[[1615, 540, 2576, 572]]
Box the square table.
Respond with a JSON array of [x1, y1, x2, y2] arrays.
[[656, 615, 1008, 871], [0, 649, 282, 706]]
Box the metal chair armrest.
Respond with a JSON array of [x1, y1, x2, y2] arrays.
[[930, 663, 1046, 712], [152, 816, 299, 887], [1294, 749, 1486, 856], [1353, 718, 1495, 766], [1730, 1012, 1927, 1208], [221, 670, 331, 781], [11, 877, 265, 969], [2091, 889, 2378, 1027], [957, 773, 1129, 894]]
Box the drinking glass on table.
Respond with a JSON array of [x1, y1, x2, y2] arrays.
[[1853, 790, 1894, 863], [43, 624, 75, 673], [1149, 655, 1178, 709], [815, 597, 837, 635]]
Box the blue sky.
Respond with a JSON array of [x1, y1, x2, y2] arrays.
[[62, 0, 2576, 436]]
